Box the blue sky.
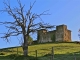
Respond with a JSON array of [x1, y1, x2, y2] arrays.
[[0, 0, 80, 48]]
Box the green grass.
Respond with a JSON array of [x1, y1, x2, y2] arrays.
[[0, 42, 80, 60]]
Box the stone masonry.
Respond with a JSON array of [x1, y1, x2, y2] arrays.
[[37, 24, 71, 43]]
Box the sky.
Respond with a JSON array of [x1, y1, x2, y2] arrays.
[[0, 0, 80, 48]]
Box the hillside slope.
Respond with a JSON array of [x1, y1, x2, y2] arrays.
[[0, 42, 80, 60]]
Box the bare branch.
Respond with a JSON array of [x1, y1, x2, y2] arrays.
[[0, 0, 54, 56]]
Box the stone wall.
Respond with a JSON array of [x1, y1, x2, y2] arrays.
[[37, 25, 71, 43]]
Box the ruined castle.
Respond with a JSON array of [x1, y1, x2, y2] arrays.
[[37, 24, 71, 43]]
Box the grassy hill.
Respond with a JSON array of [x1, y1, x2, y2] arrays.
[[0, 42, 80, 60]]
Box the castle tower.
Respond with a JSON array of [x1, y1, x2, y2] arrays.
[[37, 29, 47, 43], [55, 25, 71, 42]]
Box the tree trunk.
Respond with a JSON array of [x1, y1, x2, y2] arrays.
[[22, 35, 28, 56], [23, 44, 28, 56]]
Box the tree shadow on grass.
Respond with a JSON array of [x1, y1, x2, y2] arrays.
[[0, 51, 80, 60], [39, 51, 80, 60], [0, 54, 36, 60]]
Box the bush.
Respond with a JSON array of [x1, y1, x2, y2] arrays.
[[0, 53, 5, 55]]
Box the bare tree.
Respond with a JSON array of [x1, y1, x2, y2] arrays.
[[78, 29, 80, 41], [0, 0, 54, 56]]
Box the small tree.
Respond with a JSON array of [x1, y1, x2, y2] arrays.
[[28, 36, 33, 45], [51, 34, 55, 42], [0, 0, 54, 56]]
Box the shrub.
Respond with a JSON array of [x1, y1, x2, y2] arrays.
[[0, 53, 5, 55]]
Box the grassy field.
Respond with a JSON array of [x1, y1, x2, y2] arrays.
[[0, 42, 80, 60]]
